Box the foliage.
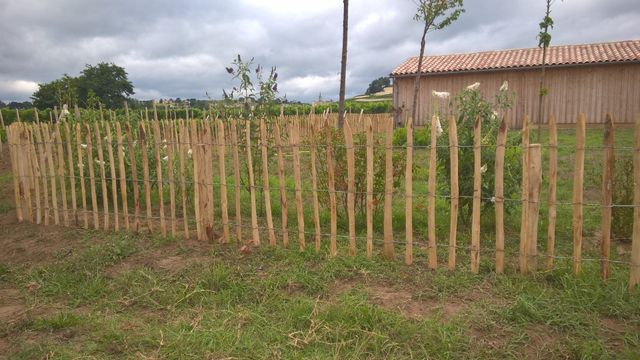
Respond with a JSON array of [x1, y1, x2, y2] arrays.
[[312, 128, 406, 215], [222, 55, 279, 120], [413, 0, 465, 31], [435, 85, 521, 223], [364, 77, 391, 95], [537, 0, 555, 50], [31, 63, 134, 110], [612, 154, 633, 243]]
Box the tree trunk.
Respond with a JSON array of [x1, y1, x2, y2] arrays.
[[338, 0, 349, 129], [411, 22, 429, 126]]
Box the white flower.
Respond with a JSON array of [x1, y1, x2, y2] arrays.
[[499, 80, 508, 91], [466, 82, 480, 90], [187, 149, 192, 155], [493, 110, 499, 118], [80, 144, 88, 149], [481, 164, 487, 174], [432, 90, 450, 99], [162, 156, 169, 161], [435, 116, 443, 137], [490, 196, 496, 203]]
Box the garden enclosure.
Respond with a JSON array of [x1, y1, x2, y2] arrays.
[[5, 109, 640, 289]]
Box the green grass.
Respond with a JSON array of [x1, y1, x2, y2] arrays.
[[1, 229, 639, 359]]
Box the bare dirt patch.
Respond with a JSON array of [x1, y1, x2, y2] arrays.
[[0, 288, 26, 326]]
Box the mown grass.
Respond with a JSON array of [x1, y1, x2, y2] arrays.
[[1, 228, 639, 359]]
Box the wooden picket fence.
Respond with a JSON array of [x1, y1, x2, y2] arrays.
[[6, 111, 640, 289]]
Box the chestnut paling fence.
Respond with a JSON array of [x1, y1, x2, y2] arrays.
[[5, 111, 640, 289]]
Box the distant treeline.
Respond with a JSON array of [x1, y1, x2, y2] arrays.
[[0, 100, 391, 125]]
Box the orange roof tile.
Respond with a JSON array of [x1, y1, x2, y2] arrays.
[[391, 40, 640, 76]]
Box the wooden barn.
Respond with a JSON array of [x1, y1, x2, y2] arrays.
[[390, 40, 640, 128]]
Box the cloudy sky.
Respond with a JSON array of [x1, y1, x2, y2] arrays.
[[0, 0, 638, 103]]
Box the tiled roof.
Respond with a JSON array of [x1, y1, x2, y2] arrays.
[[390, 40, 640, 76]]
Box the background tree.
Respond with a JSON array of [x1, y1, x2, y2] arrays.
[[536, 0, 556, 142], [365, 77, 391, 95], [76, 62, 134, 109], [411, 0, 464, 125], [337, 0, 349, 129]]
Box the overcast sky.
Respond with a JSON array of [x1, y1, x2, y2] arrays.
[[0, 0, 638, 103]]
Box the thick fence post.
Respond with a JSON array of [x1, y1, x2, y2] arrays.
[[546, 116, 558, 270], [366, 117, 374, 258], [601, 114, 614, 279], [573, 114, 586, 274], [428, 115, 438, 269], [471, 116, 482, 274], [383, 117, 395, 260], [405, 117, 414, 265], [495, 118, 507, 273], [448, 116, 458, 271]]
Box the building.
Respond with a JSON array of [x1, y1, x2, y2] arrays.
[[390, 40, 640, 128]]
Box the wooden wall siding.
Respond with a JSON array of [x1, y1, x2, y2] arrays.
[[393, 63, 640, 128]]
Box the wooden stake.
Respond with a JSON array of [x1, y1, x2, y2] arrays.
[[116, 123, 129, 230], [43, 125, 60, 225], [230, 119, 242, 243], [75, 125, 87, 228], [94, 123, 109, 230], [106, 124, 119, 230], [310, 121, 321, 252], [178, 121, 190, 239], [519, 117, 530, 273], [601, 114, 614, 279], [55, 124, 69, 226], [325, 119, 337, 256], [246, 120, 260, 245], [85, 124, 99, 229], [64, 123, 77, 225], [383, 118, 395, 260], [260, 118, 276, 245], [573, 114, 586, 274], [274, 120, 289, 247], [448, 116, 458, 271], [35, 126, 50, 225], [152, 121, 166, 236], [405, 116, 414, 265], [495, 118, 507, 273], [546, 116, 558, 270], [164, 121, 176, 237], [217, 120, 229, 243], [366, 117, 374, 258], [526, 144, 542, 272], [290, 120, 305, 250], [428, 115, 438, 269], [126, 124, 141, 232], [139, 123, 153, 232], [28, 128, 41, 224], [345, 118, 356, 256], [471, 116, 482, 274]]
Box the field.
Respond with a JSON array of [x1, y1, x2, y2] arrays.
[[1, 117, 640, 358]]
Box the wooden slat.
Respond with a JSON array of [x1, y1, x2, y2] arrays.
[[291, 120, 305, 250], [85, 124, 99, 229], [366, 117, 374, 258], [64, 123, 78, 225], [217, 120, 230, 243], [191, 122, 202, 240], [405, 116, 414, 265], [345, 118, 356, 256], [325, 119, 338, 256], [601, 114, 614, 279], [526, 144, 542, 272], [28, 128, 42, 224], [165, 121, 177, 237], [105, 124, 119, 230], [546, 116, 558, 270], [35, 126, 50, 225], [230, 119, 242, 243], [246, 120, 260, 246], [471, 116, 482, 274], [572, 114, 586, 274], [126, 124, 141, 232], [139, 123, 153, 232], [76, 125, 87, 228], [260, 118, 276, 245], [152, 121, 166, 236], [55, 124, 69, 226], [448, 116, 458, 271], [274, 120, 289, 247], [519, 117, 530, 273], [427, 115, 438, 269], [44, 125, 60, 225], [383, 118, 395, 260], [94, 123, 109, 230], [116, 123, 129, 230], [630, 115, 640, 289], [178, 121, 190, 239], [495, 118, 507, 273], [310, 121, 322, 252]]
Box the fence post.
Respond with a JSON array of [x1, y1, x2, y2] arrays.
[[178, 121, 190, 239], [526, 144, 542, 272], [630, 115, 640, 289], [230, 119, 242, 242], [139, 123, 153, 233], [546, 116, 558, 270], [106, 124, 119, 231], [519, 117, 530, 273], [345, 119, 356, 256], [310, 121, 322, 252], [76, 124, 87, 228], [259, 118, 276, 245], [8, 126, 23, 222], [601, 114, 614, 279], [383, 117, 395, 260], [405, 116, 414, 265], [28, 128, 41, 224], [152, 121, 166, 236], [116, 123, 129, 230], [573, 114, 586, 274], [428, 115, 438, 269], [44, 124, 60, 225], [191, 122, 202, 240], [125, 123, 141, 232], [246, 120, 260, 246], [94, 123, 109, 230], [35, 126, 50, 226], [166, 121, 177, 237], [274, 120, 289, 247], [291, 120, 305, 250], [217, 120, 230, 243], [366, 117, 374, 258], [55, 124, 69, 227], [470, 116, 482, 273], [325, 119, 338, 256], [85, 124, 99, 229], [65, 123, 77, 226], [448, 116, 459, 271], [495, 118, 507, 273]]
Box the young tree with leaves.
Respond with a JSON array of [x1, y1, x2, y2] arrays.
[[338, 0, 349, 129], [411, 0, 464, 126], [536, 0, 556, 141]]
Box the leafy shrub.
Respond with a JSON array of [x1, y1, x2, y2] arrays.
[[612, 154, 633, 242]]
